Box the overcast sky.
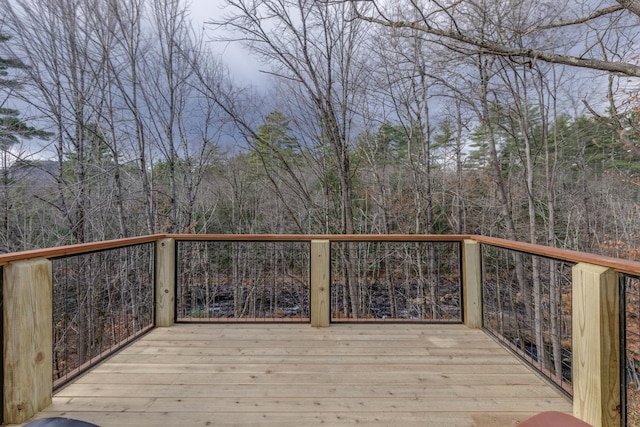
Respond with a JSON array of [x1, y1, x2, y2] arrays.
[[189, 0, 265, 85]]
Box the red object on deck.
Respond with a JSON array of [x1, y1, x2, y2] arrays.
[[517, 411, 592, 427]]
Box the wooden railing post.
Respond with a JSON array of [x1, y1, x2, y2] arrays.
[[3, 258, 52, 424], [462, 240, 482, 328], [155, 238, 175, 327], [311, 240, 330, 327], [572, 262, 620, 427]]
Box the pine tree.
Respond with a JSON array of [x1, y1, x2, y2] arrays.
[[0, 33, 50, 252], [1, 33, 50, 150]]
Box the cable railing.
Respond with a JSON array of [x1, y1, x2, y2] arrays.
[[330, 240, 462, 322], [173, 237, 463, 323], [0, 265, 3, 426], [51, 242, 155, 388], [176, 240, 310, 321], [480, 244, 574, 396], [623, 273, 640, 427]]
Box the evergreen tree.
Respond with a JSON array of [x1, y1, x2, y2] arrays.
[[251, 110, 299, 171], [1, 33, 48, 147], [0, 33, 50, 252]]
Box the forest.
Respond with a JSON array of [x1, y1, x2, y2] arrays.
[[0, 0, 639, 262]]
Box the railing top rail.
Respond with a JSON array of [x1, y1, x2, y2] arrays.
[[0, 234, 165, 266], [474, 235, 640, 276], [0, 234, 471, 265], [170, 233, 473, 242], [2, 233, 639, 276]]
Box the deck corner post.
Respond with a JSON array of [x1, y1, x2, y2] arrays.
[[155, 238, 176, 327], [572, 262, 620, 427], [3, 258, 53, 424], [462, 239, 482, 328], [310, 240, 330, 327]]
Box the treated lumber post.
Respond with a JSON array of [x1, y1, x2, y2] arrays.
[[311, 240, 330, 327], [155, 238, 176, 327], [462, 239, 482, 328], [3, 258, 52, 424], [572, 262, 619, 427]]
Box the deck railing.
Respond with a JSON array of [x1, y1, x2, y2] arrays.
[[622, 273, 640, 427], [173, 238, 463, 323], [0, 236, 160, 424], [329, 240, 462, 322], [51, 243, 155, 388], [1, 233, 640, 426], [176, 239, 311, 321], [480, 244, 574, 396]]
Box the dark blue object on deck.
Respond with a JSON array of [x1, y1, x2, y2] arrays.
[[24, 417, 99, 427]]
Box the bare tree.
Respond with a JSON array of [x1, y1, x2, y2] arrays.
[[2, 0, 109, 244], [142, 0, 197, 232], [210, 0, 372, 316], [354, 0, 640, 77], [104, 0, 157, 234], [369, 24, 442, 316]]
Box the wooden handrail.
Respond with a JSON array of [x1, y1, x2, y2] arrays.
[[0, 234, 167, 266], [169, 233, 472, 242], [1, 232, 639, 276], [473, 235, 640, 276], [0, 234, 470, 265]]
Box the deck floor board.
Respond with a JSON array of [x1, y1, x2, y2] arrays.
[[18, 324, 572, 426]]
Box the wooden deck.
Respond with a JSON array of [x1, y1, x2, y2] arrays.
[[19, 324, 571, 426]]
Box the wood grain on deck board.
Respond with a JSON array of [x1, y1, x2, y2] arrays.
[[19, 324, 572, 427]]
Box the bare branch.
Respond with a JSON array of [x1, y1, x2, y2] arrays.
[[355, 14, 640, 77], [616, 0, 640, 18], [524, 5, 625, 34]]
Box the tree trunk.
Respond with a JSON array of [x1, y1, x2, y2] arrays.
[[477, 56, 530, 323]]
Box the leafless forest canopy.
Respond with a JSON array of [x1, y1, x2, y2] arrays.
[[0, 0, 639, 258]]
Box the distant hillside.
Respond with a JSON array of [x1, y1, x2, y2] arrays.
[[8, 160, 59, 187]]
